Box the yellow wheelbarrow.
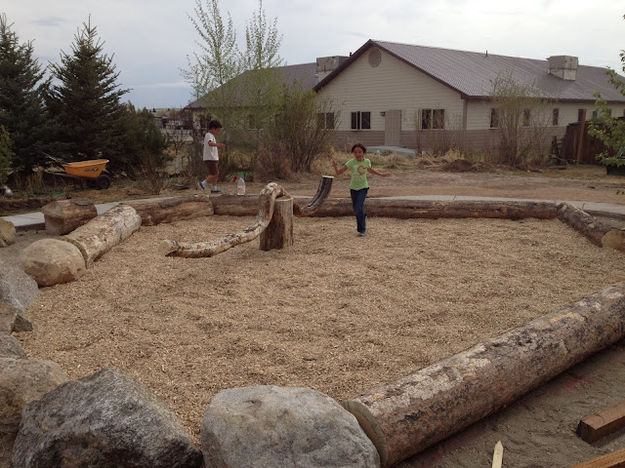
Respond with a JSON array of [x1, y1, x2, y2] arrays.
[[44, 153, 112, 190]]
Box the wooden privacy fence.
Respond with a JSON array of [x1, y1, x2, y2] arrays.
[[559, 120, 614, 165]]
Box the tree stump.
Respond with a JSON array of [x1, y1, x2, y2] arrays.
[[259, 196, 293, 251], [42, 199, 97, 235]]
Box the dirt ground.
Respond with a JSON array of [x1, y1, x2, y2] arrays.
[[4, 164, 625, 467]]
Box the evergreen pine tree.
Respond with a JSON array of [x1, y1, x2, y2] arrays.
[[46, 18, 128, 161], [0, 13, 47, 171]]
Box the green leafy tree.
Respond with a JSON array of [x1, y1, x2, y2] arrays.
[[0, 13, 48, 171], [264, 84, 334, 173], [0, 124, 13, 185], [588, 17, 625, 169], [46, 18, 128, 162], [108, 104, 170, 175], [183, 0, 283, 140], [240, 0, 284, 135]]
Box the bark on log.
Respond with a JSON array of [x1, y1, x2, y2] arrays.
[[310, 198, 558, 219], [259, 197, 293, 251], [123, 194, 213, 225], [42, 198, 97, 235], [342, 282, 625, 467], [210, 194, 259, 216], [161, 183, 290, 258], [211, 197, 558, 220], [557, 202, 625, 251], [63, 204, 142, 266]]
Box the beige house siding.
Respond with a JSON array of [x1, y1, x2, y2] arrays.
[[317, 47, 464, 134]]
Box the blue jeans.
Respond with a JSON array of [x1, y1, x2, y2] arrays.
[[350, 188, 368, 234]]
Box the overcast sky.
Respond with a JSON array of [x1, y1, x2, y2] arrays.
[[2, 0, 624, 109]]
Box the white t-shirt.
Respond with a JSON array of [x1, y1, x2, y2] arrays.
[[203, 132, 219, 161]]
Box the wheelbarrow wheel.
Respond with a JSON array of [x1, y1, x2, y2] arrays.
[[95, 174, 111, 190]]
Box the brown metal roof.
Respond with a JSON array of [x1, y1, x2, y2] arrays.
[[185, 62, 317, 109], [314, 39, 625, 103]]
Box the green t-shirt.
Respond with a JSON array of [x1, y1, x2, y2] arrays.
[[345, 158, 371, 190]]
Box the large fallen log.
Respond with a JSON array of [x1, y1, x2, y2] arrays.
[[122, 194, 213, 225], [63, 205, 142, 266], [210, 197, 558, 220], [160, 183, 290, 258], [557, 202, 625, 251], [342, 282, 625, 467]]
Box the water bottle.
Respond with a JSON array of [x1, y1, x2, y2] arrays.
[[236, 176, 246, 195]]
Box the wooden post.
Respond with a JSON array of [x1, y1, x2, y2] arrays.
[[576, 110, 586, 165], [259, 196, 293, 251]]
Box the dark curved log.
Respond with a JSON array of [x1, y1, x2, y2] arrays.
[[294, 175, 334, 216], [160, 183, 290, 258], [557, 202, 625, 251]]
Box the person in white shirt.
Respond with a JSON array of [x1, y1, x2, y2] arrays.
[[198, 120, 226, 193]]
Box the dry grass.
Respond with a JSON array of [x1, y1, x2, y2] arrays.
[[16, 215, 625, 442]]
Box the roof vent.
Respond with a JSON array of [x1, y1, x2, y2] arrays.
[[548, 55, 578, 81], [315, 56, 349, 83]]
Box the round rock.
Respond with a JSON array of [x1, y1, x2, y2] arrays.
[[20, 238, 86, 286], [201, 385, 380, 467]]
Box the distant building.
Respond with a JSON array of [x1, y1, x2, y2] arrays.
[[185, 39, 625, 153]]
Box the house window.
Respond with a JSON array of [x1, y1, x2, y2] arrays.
[[522, 109, 531, 127], [490, 108, 499, 128], [421, 109, 431, 129], [351, 111, 371, 130], [552, 108, 559, 126], [592, 110, 598, 119], [577, 109, 586, 122], [421, 109, 445, 129], [317, 112, 335, 129]]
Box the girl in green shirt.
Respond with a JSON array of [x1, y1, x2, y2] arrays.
[[332, 143, 391, 236]]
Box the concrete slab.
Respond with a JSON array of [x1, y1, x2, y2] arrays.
[[368, 146, 416, 157]]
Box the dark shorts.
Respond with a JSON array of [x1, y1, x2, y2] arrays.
[[204, 160, 218, 175]]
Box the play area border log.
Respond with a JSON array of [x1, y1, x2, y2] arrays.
[[342, 283, 625, 467]]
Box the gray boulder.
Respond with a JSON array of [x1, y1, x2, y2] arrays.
[[0, 335, 27, 359], [11, 310, 33, 332], [0, 357, 68, 467], [0, 301, 18, 334], [20, 238, 86, 286], [201, 385, 380, 468], [0, 218, 15, 247], [0, 259, 38, 309], [13, 367, 203, 468]]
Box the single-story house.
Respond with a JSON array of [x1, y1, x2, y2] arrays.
[[186, 39, 625, 154], [314, 39, 625, 153]]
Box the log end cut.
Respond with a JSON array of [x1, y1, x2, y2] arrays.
[[159, 239, 178, 257], [602, 230, 625, 252], [342, 399, 389, 467]]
